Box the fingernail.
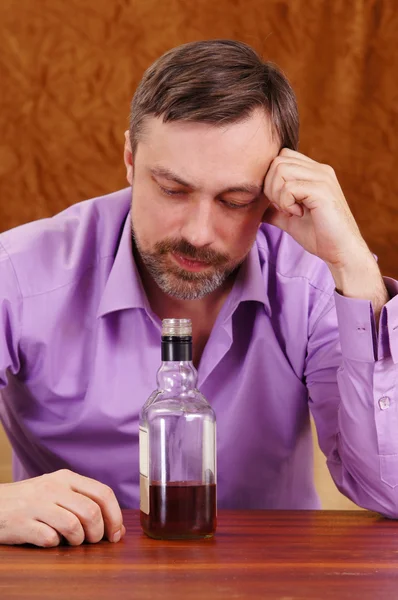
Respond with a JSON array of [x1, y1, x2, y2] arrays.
[[112, 530, 122, 543]]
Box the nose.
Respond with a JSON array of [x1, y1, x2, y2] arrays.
[[179, 198, 216, 249]]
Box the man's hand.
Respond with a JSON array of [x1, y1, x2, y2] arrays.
[[0, 470, 125, 547], [262, 148, 389, 325], [262, 148, 370, 269]]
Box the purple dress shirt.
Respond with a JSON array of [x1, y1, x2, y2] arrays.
[[1, 188, 398, 515]]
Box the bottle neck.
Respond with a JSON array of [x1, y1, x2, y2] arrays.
[[158, 336, 196, 392], [161, 335, 192, 362]]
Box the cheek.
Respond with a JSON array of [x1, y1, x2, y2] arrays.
[[132, 187, 180, 246], [132, 188, 155, 248], [220, 212, 262, 258]]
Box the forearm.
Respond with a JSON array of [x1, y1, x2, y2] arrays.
[[329, 287, 398, 517], [308, 283, 398, 518], [329, 354, 398, 518], [327, 252, 389, 329]]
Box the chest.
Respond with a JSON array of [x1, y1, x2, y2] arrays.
[[192, 325, 213, 369], [4, 303, 311, 507], [16, 303, 308, 437]]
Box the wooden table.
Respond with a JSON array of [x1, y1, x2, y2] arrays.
[[1, 510, 398, 599]]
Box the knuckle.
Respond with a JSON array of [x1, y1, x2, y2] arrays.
[[63, 515, 82, 537], [278, 200, 288, 211], [322, 163, 335, 176], [37, 477, 56, 496], [85, 503, 102, 525], [57, 468, 72, 478], [40, 530, 60, 548], [282, 180, 294, 193], [100, 485, 116, 504], [273, 158, 285, 172]]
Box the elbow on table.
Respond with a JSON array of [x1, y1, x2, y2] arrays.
[[356, 489, 398, 521]]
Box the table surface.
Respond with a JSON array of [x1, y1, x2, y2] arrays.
[[1, 510, 398, 600]]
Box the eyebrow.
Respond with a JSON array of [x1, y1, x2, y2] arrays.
[[150, 166, 263, 196]]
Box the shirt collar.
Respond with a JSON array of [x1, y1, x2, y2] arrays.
[[221, 240, 272, 321], [97, 212, 150, 318], [97, 215, 271, 319]]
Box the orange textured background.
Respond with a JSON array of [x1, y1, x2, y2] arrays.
[[0, 0, 397, 278], [0, 0, 397, 509]]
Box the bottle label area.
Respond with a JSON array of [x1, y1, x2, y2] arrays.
[[140, 474, 150, 515], [139, 427, 149, 477], [139, 427, 150, 515]]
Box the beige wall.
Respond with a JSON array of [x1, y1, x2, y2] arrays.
[[311, 420, 358, 510], [0, 423, 358, 509], [0, 428, 12, 484]]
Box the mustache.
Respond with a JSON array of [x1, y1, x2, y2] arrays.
[[154, 238, 229, 267]]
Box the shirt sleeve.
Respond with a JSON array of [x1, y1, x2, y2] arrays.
[[305, 276, 398, 518], [0, 239, 22, 388]]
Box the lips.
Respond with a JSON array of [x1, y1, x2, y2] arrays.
[[173, 253, 211, 271]]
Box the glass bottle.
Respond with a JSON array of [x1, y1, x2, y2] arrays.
[[139, 318, 217, 540]]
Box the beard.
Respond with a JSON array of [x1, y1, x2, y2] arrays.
[[132, 227, 242, 300]]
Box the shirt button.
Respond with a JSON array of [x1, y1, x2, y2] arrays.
[[379, 396, 391, 410]]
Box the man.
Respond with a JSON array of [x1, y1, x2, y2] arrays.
[[0, 40, 397, 548]]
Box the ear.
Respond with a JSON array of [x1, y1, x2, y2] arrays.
[[124, 130, 134, 186]]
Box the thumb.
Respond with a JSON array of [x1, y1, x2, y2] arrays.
[[261, 202, 291, 232]]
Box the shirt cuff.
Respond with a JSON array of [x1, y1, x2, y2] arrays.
[[334, 291, 376, 362], [383, 277, 398, 364], [334, 277, 398, 364]]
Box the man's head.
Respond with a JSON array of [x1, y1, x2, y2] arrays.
[[125, 40, 299, 300]]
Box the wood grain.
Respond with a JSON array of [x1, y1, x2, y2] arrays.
[[1, 510, 397, 599]]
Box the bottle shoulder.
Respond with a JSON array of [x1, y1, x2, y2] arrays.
[[140, 389, 215, 420]]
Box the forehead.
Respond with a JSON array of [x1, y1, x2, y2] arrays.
[[136, 110, 280, 185]]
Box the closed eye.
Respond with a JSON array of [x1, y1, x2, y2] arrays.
[[159, 183, 255, 208], [221, 199, 252, 210], [159, 185, 186, 197]]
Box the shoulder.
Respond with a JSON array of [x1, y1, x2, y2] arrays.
[[256, 223, 335, 297], [0, 188, 131, 298]]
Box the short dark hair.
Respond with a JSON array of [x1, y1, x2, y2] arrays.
[[129, 39, 299, 155]]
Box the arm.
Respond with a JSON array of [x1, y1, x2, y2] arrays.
[[0, 239, 125, 546], [328, 254, 389, 329], [262, 148, 398, 516], [305, 280, 398, 516], [0, 240, 22, 388]]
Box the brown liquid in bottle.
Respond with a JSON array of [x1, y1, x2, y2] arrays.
[[140, 481, 216, 540]]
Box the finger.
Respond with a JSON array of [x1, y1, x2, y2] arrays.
[[277, 200, 304, 217], [35, 504, 85, 546], [262, 203, 292, 229], [279, 148, 317, 163], [268, 200, 303, 218], [65, 471, 123, 542], [279, 179, 324, 212], [276, 150, 335, 179], [265, 161, 318, 208], [56, 490, 105, 544], [25, 521, 62, 548]]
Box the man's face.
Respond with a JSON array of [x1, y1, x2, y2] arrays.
[[127, 109, 280, 300]]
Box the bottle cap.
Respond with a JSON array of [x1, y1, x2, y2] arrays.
[[162, 318, 192, 337]]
